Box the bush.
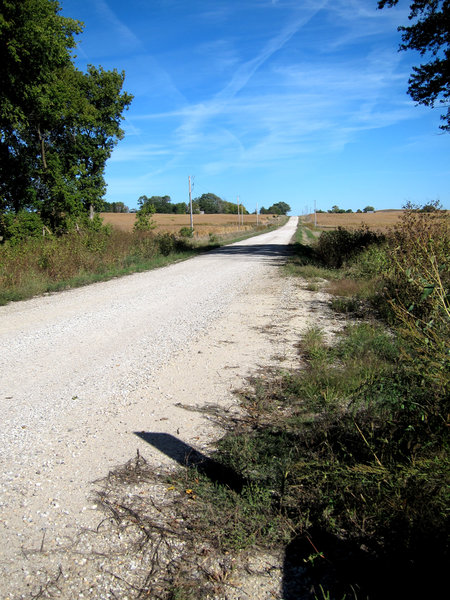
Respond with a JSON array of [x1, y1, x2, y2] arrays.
[[179, 226, 194, 238], [346, 243, 389, 280], [133, 205, 156, 231], [157, 232, 176, 256], [315, 226, 384, 268], [0, 211, 44, 244]]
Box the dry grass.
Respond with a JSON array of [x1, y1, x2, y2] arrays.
[[303, 210, 406, 232], [101, 212, 278, 237]]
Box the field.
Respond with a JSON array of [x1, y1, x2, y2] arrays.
[[303, 209, 406, 231], [101, 212, 278, 237], [102, 210, 447, 236]]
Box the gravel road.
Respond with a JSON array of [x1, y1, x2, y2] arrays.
[[0, 217, 298, 597]]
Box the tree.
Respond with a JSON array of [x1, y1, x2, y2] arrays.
[[363, 205, 375, 212], [136, 195, 188, 214], [134, 197, 156, 231], [102, 201, 129, 213], [173, 202, 188, 214], [195, 193, 224, 213], [378, 0, 450, 131], [137, 195, 172, 213], [268, 202, 291, 215], [0, 0, 132, 231]]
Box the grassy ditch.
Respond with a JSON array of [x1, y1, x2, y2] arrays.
[[0, 217, 284, 305], [96, 207, 448, 599]]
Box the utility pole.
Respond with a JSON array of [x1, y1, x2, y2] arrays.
[[189, 175, 193, 231], [237, 195, 240, 230], [314, 199, 317, 228]]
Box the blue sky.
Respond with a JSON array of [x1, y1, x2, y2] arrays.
[[60, 0, 449, 214]]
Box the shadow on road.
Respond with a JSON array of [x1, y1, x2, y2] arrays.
[[205, 242, 295, 264]]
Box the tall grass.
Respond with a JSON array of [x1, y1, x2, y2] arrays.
[[0, 228, 197, 305], [0, 217, 286, 305]]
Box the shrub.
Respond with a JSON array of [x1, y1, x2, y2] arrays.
[[315, 226, 384, 268], [179, 226, 194, 238], [0, 211, 44, 244], [133, 205, 156, 231], [157, 232, 176, 256], [346, 243, 389, 280]]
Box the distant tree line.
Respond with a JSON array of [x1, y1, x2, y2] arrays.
[[260, 202, 291, 215], [102, 201, 129, 213], [315, 202, 444, 214], [136, 193, 247, 215], [137, 195, 187, 214], [316, 205, 375, 214], [193, 193, 248, 214]]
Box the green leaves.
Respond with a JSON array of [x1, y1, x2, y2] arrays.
[[420, 283, 436, 302], [378, 0, 450, 131], [0, 0, 133, 232]]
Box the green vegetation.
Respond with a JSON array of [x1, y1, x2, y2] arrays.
[[159, 205, 449, 598], [102, 201, 129, 213], [321, 205, 375, 214], [0, 217, 284, 305], [0, 0, 132, 234], [134, 192, 247, 215], [193, 192, 248, 215], [137, 195, 188, 214], [0, 226, 193, 305], [260, 201, 291, 215], [379, 1, 450, 131]]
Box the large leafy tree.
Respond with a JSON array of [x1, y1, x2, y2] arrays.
[[195, 193, 225, 214], [194, 193, 247, 214], [378, 0, 450, 131], [0, 0, 133, 231], [138, 195, 173, 213]]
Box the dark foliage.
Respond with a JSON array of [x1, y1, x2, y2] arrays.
[[378, 0, 450, 130]]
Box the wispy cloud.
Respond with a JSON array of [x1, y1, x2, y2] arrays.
[[174, 2, 329, 147], [111, 0, 422, 184], [127, 45, 413, 174], [109, 144, 172, 163], [217, 3, 328, 101], [93, 0, 144, 51]]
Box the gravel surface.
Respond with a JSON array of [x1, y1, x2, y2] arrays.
[[0, 218, 305, 598]]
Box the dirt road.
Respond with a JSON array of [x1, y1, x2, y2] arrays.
[[0, 218, 312, 597]]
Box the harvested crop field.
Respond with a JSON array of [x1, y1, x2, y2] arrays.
[[101, 212, 278, 237], [303, 210, 406, 231]]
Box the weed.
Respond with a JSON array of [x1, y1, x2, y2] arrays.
[[299, 326, 328, 364], [330, 297, 360, 314]]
